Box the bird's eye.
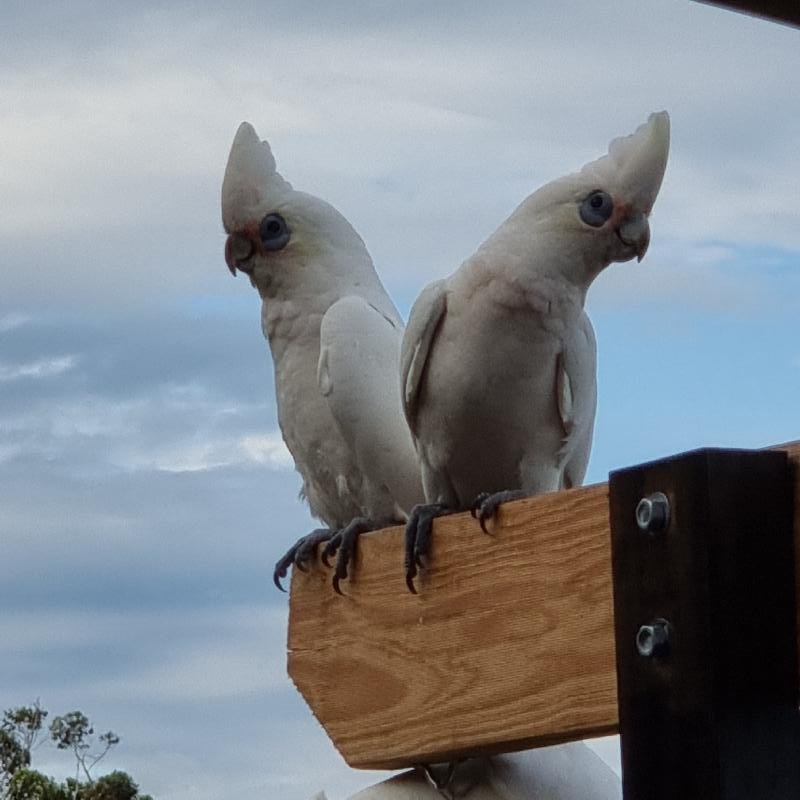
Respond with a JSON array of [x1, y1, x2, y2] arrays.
[[579, 191, 614, 227], [259, 213, 291, 251]]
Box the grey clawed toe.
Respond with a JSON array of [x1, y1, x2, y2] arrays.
[[404, 503, 451, 593], [321, 517, 376, 595], [273, 528, 335, 592], [470, 490, 526, 534]]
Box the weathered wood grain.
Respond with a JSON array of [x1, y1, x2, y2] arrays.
[[287, 441, 800, 770]]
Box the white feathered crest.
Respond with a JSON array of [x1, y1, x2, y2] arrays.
[[221, 122, 293, 232]]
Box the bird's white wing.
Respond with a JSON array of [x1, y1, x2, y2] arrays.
[[557, 310, 598, 489], [318, 295, 423, 517], [399, 279, 448, 437]]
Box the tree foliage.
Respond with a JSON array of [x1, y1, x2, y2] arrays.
[[49, 713, 119, 785], [0, 704, 151, 800], [6, 769, 65, 800], [77, 772, 151, 800], [0, 703, 44, 798], [2, 704, 47, 756]]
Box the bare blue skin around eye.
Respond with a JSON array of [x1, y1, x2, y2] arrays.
[[259, 213, 291, 251], [579, 191, 614, 227]]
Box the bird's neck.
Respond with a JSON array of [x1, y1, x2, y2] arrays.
[[258, 259, 398, 362], [477, 199, 611, 298], [472, 233, 599, 307], [533, 237, 605, 299]]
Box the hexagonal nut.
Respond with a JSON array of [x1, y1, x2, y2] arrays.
[[635, 492, 670, 534], [636, 619, 671, 658]]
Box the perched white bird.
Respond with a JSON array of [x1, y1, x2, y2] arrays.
[[310, 742, 621, 799], [401, 112, 670, 591], [222, 122, 423, 592]]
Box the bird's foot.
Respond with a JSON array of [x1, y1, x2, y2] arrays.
[[321, 517, 384, 595], [470, 489, 527, 534], [404, 503, 452, 594], [419, 761, 460, 799], [273, 528, 335, 592]]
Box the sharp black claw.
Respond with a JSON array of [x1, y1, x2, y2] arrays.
[[404, 503, 451, 593], [321, 533, 342, 568], [325, 517, 377, 594], [470, 492, 490, 519], [272, 553, 294, 592], [272, 528, 334, 591], [404, 507, 421, 594], [320, 545, 335, 568], [473, 490, 527, 536], [332, 547, 350, 594]]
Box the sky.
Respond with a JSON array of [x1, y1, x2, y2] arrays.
[[1, 1, 799, 798]]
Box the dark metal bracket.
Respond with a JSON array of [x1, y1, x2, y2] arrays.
[[610, 448, 800, 799]]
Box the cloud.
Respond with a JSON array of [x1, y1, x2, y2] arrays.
[[0, 443, 23, 464], [240, 433, 295, 469], [122, 430, 293, 473], [0, 384, 291, 477], [0, 310, 284, 473], [0, 354, 77, 381], [0, 312, 31, 332], [0, 310, 306, 616], [589, 239, 786, 314], [0, 604, 287, 698], [1, 0, 799, 313]]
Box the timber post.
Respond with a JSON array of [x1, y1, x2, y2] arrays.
[[610, 448, 800, 799]]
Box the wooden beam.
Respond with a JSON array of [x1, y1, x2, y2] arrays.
[[694, 0, 800, 28], [287, 441, 800, 770]]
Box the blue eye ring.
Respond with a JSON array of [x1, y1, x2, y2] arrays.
[[259, 213, 291, 251], [579, 191, 614, 227]]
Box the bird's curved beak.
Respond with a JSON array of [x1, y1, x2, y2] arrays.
[[225, 233, 255, 276], [617, 211, 650, 262]]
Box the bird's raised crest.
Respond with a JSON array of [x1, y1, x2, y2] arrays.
[[579, 111, 670, 215], [221, 122, 293, 232]]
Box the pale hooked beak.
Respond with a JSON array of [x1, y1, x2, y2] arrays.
[[225, 233, 255, 276], [617, 211, 650, 262]]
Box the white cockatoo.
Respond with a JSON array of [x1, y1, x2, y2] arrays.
[[310, 742, 621, 799], [222, 123, 423, 592], [401, 112, 670, 591]]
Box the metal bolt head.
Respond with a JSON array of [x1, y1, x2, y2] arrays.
[[636, 619, 671, 658], [635, 492, 670, 534]]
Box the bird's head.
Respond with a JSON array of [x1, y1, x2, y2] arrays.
[[221, 122, 373, 298], [508, 111, 670, 285]]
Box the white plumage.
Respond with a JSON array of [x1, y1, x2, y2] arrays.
[[222, 122, 423, 590], [312, 742, 622, 799], [401, 112, 670, 589]]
